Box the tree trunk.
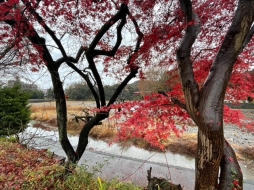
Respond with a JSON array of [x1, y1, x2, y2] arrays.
[[47, 65, 78, 164], [75, 113, 108, 161], [194, 121, 224, 189], [219, 140, 243, 190], [177, 0, 254, 189]]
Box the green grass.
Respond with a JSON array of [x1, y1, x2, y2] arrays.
[[22, 166, 142, 190]]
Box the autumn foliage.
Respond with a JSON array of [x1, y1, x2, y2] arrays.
[[0, 1, 253, 96], [1, 0, 254, 189], [0, 0, 254, 154], [111, 97, 254, 150]]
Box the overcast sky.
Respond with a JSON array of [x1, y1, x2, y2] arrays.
[[0, 31, 138, 90]]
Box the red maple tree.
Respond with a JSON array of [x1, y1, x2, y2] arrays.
[[1, 0, 254, 189]]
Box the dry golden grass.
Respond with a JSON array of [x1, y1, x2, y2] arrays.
[[30, 104, 85, 122], [30, 105, 57, 122], [238, 146, 254, 161], [31, 103, 85, 133], [89, 122, 118, 140], [162, 133, 197, 156], [30, 102, 117, 138]]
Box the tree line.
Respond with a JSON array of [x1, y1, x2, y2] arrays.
[[65, 81, 140, 101], [7, 78, 44, 99]]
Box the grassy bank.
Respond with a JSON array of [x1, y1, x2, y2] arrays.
[[30, 102, 254, 162], [0, 138, 141, 190]]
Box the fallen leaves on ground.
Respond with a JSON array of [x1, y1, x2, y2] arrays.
[[0, 138, 63, 189]]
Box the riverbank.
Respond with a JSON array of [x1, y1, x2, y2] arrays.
[[29, 102, 254, 174], [18, 125, 254, 190]]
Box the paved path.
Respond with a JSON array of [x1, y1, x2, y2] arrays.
[[20, 126, 254, 190]]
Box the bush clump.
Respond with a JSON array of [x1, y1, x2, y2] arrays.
[[0, 85, 31, 136]]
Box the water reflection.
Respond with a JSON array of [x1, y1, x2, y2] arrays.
[[20, 123, 254, 186]]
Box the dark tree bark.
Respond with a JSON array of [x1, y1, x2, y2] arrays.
[[10, 2, 143, 166], [177, 0, 254, 189], [2, 1, 143, 166], [219, 140, 243, 190]]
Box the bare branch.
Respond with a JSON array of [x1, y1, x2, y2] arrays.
[[93, 13, 126, 57], [192, 48, 216, 63], [86, 3, 129, 107], [158, 90, 187, 110], [127, 13, 143, 53], [0, 43, 15, 59], [106, 10, 144, 106], [63, 61, 101, 108], [107, 69, 138, 106], [55, 46, 87, 65]]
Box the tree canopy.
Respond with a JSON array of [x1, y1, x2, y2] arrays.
[[1, 0, 254, 189]]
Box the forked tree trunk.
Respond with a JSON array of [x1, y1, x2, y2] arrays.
[[177, 0, 254, 189], [16, 4, 141, 176]]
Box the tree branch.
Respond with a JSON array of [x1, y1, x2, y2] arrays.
[[93, 13, 126, 57], [21, 0, 71, 68], [107, 10, 143, 106], [62, 61, 101, 108], [241, 24, 254, 52], [86, 3, 129, 107], [176, 0, 200, 116], [76, 113, 108, 160], [179, 0, 192, 22], [107, 69, 138, 106], [192, 48, 216, 63], [55, 46, 87, 65], [127, 11, 143, 53], [4, 17, 56, 69], [0, 43, 15, 59], [158, 90, 187, 110], [200, 0, 254, 126]]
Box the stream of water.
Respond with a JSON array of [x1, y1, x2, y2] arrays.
[[19, 123, 254, 189]]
